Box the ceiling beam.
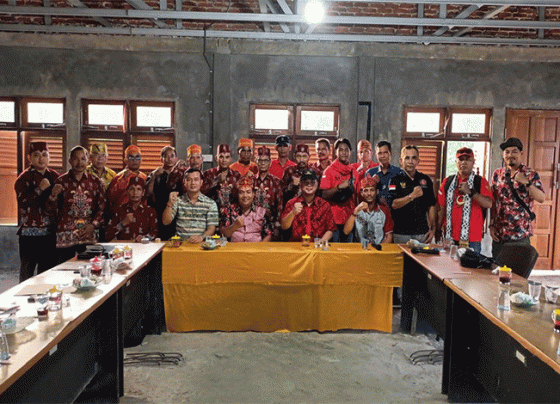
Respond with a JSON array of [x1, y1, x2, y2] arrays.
[[1, 7, 559, 30], [453, 5, 508, 36], [433, 4, 480, 36], [263, 0, 291, 33], [124, 0, 167, 28], [259, 0, 271, 32], [44, 0, 51, 25], [67, 0, 112, 27], [323, 0, 560, 5], [2, 22, 560, 46]]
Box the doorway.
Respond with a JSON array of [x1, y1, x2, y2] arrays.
[[505, 109, 560, 270]]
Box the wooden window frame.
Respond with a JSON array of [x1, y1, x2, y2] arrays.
[[403, 106, 446, 139], [82, 99, 127, 132], [250, 103, 339, 161], [130, 101, 175, 133], [22, 130, 66, 173], [403, 106, 492, 140], [249, 104, 294, 138], [81, 99, 176, 174], [295, 104, 340, 137], [21, 97, 66, 130], [448, 108, 492, 141], [0, 97, 18, 130]]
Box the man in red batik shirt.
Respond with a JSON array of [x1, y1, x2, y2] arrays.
[[253, 146, 283, 239], [106, 145, 147, 217], [230, 138, 258, 177], [47, 146, 106, 263], [15, 141, 60, 282], [106, 177, 158, 241], [281, 143, 321, 206], [320, 138, 359, 242], [201, 144, 241, 212], [281, 169, 335, 242]]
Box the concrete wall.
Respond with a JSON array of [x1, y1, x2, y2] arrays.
[[1, 33, 560, 267]]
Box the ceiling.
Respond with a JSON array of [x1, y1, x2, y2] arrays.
[[1, 0, 560, 47]]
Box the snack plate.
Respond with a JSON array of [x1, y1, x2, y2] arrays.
[[201, 242, 217, 250], [511, 292, 539, 308], [1, 316, 34, 334], [74, 278, 102, 292]]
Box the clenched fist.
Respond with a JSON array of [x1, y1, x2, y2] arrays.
[[39, 178, 51, 191], [168, 191, 179, 205], [51, 184, 63, 197], [122, 213, 135, 227], [293, 202, 303, 215]]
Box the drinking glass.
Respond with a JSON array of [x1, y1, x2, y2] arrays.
[[527, 280, 542, 301], [449, 245, 458, 260]]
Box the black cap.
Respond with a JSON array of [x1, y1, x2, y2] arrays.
[[500, 137, 523, 151], [275, 135, 290, 146], [300, 169, 318, 182]]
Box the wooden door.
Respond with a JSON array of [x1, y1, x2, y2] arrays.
[[0, 130, 18, 224], [505, 109, 560, 270]]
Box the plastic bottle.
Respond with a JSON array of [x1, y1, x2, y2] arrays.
[[498, 280, 511, 311], [0, 328, 10, 361]]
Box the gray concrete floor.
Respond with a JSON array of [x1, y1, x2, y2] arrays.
[[122, 325, 448, 404]]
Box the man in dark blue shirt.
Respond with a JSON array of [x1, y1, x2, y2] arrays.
[[367, 141, 402, 206]]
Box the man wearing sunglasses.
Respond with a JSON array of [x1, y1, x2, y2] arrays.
[[106, 145, 147, 218]]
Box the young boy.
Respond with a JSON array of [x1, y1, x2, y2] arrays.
[[343, 175, 393, 244], [15, 142, 60, 281]]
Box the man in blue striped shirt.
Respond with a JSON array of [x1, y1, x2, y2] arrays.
[[163, 168, 219, 243]]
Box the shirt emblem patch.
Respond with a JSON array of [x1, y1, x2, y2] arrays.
[[400, 182, 406, 188]]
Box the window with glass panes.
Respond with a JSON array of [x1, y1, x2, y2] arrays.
[[402, 107, 492, 190], [250, 103, 339, 165], [81, 100, 175, 174], [0, 98, 67, 224]]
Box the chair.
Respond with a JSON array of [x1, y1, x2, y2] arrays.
[[495, 243, 539, 279]]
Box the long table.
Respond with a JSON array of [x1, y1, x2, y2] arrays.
[[163, 242, 403, 333], [400, 246, 560, 403], [0, 242, 164, 403]]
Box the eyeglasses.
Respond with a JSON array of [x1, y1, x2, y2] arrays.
[[127, 155, 142, 161]]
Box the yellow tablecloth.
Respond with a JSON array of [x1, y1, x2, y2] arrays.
[[162, 243, 403, 333]]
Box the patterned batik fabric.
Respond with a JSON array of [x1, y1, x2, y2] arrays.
[[220, 204, 272, 242], [491, 165, 544, 241], [281, 195, 336, 241], [86, 165, 116, 190], [47, 172, 106, 248], [230, 161, 258, 177], [253, 173, 283, 226], [269, 158, 296, 180], [201, 167, 241, 211], [15, 166, 60, 236], [105, 202, 158, 241], [106, 169, 148, 216], [171, 192, 219, 239]]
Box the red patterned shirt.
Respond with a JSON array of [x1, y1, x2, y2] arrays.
[[281, 165, 322, 206], [230, 161, 258, 177], [253, 173, 283, 224], [105, 202, 158, 241], [106, 169, 148, 216], [491, 165, 544, 241], [281, 196, 336, 241], [47, 171, 106, 248], [352, 161, 379, 194], [15, 166, 60, 236], [201, 167, 241, 211], [269, 158, 296, 180], [166, 163, 188, 195]]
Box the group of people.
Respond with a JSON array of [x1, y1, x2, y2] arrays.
[[15, 134, 544, 283]]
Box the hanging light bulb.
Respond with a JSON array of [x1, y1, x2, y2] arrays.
[[303, 0, 325, 25]]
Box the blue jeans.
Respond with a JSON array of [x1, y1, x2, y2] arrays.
[[332, 225, 353, 243], [454, 240, 481, 254]]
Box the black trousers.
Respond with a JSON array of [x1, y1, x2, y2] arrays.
[[18, 234, 57, 282]]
